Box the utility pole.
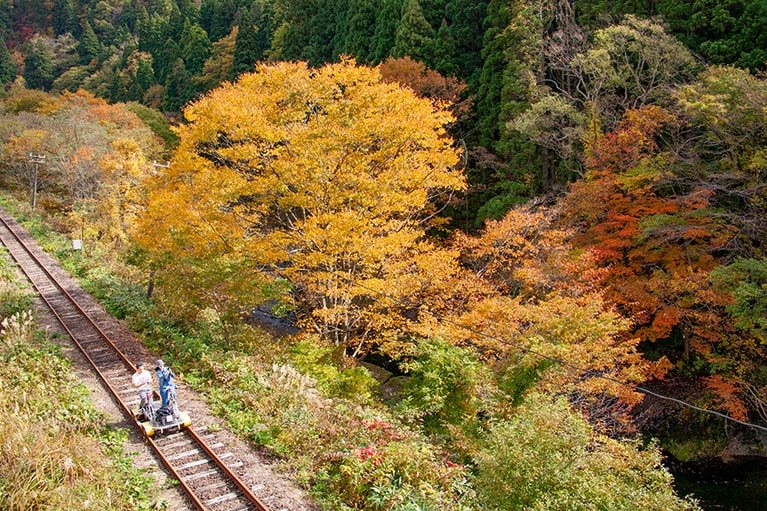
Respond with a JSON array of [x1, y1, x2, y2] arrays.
[[153, 160, 170, 187], [28, 153, 45, 210]]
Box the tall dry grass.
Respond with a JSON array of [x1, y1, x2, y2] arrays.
[[0, 308, 158, 509]]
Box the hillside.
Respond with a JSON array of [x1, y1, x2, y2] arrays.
[[1, 1, 767, 510]]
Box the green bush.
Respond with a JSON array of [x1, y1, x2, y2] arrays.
[[397, 338, 494, 433], [291, 337, 378, 402], [473, 392, 700, 511], [0, 247, 33, 317], [124, 102, 178, 149]]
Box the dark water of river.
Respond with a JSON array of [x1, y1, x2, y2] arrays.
[[670, 458, 767, 510]]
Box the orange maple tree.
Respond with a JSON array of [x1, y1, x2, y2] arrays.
[[563, 105, 750, 419], [437, 204, 666, 429], [378, 56, 470, 124]]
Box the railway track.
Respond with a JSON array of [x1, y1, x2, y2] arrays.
[[0, 209, 270, 511]]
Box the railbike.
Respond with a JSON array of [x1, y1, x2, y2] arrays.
[[134, 385, 192, 436]]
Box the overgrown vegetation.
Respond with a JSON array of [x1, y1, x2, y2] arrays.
[[5, 2, 767, 506], [0, 244, 161, 511], [0, 193, 699, 510]]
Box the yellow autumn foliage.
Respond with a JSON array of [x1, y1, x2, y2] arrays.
[[134, 59, 464, 354]]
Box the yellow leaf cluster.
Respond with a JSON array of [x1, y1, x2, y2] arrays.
[[95, 138, 152, 247]]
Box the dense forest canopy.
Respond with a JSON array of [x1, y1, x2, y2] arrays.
[[2, 0, 765, 213], [2, 0, 767, 509]]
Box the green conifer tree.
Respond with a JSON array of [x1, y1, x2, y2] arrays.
[[90, 0, 119, 46], [167, 0, 184, 41], [135, 4, 151, 47], [108, 66, 128, 102], [0, 0, 10, 41], [140, 13, 168, 62], [52, 0, 78, 36], [120, 38, 138, 67], [231, 9, 260, 79], [431, 19, 458, 76], [392, 0, 434, 65], [371, 0, 403, 63], [0, 39, 17, 84], [163, 57, 194, 111], [252, 1, 274, 63], [476, 0, 512, 148], [199, 0, 216, 36], [307, 0, 340, 65], [116, 0, 140, 33], [269, 0, 313, 63], [78, 18, 102, 64], [179, 0, 200, 24], [147, 0, 171, 17], [474, 0, 547, 221], [125, 73, 143, 101], [445, 0, 487, 83], [181, 21, 212, 76], [156, 38, 180, 84], [343, 0, 377, 62], [23, 39, 54, 90], [199, 0, 236, 43], [136, 54, 156, 90]]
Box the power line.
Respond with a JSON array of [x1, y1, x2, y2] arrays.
[[345, 277, 767, 434], [435, 312, 767, 433]]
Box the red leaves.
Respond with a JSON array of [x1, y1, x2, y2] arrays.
[[703, 375, 747, 421], [585, 105, 675, 174], [363, 418, 403, 441], [354, 445, 383, 466], [562, 104, 760, 421]]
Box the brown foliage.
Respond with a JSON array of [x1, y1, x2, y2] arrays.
[[379, 57, 471, 124]]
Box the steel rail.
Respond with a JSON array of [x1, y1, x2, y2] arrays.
[[0, 214, 211, 510], [0, 213, 267, 511], [0, 219, 136, 367], [187, 426, 271, 511]]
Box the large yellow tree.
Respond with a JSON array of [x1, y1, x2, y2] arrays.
[[135, 59, 465, 355]]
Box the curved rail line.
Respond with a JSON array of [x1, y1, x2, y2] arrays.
[[0, 210, 270, 511]]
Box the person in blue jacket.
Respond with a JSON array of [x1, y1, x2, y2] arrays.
[[155, 359, 176, 408]]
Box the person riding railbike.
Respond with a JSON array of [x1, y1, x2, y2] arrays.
[[155, 359, 176, 408], [131, 361, 153, 414]]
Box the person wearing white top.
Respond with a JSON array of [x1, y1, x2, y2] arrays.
[[132, 361, 153, 408]]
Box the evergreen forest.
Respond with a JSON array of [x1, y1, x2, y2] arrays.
[[2, 0, 767, 510]]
